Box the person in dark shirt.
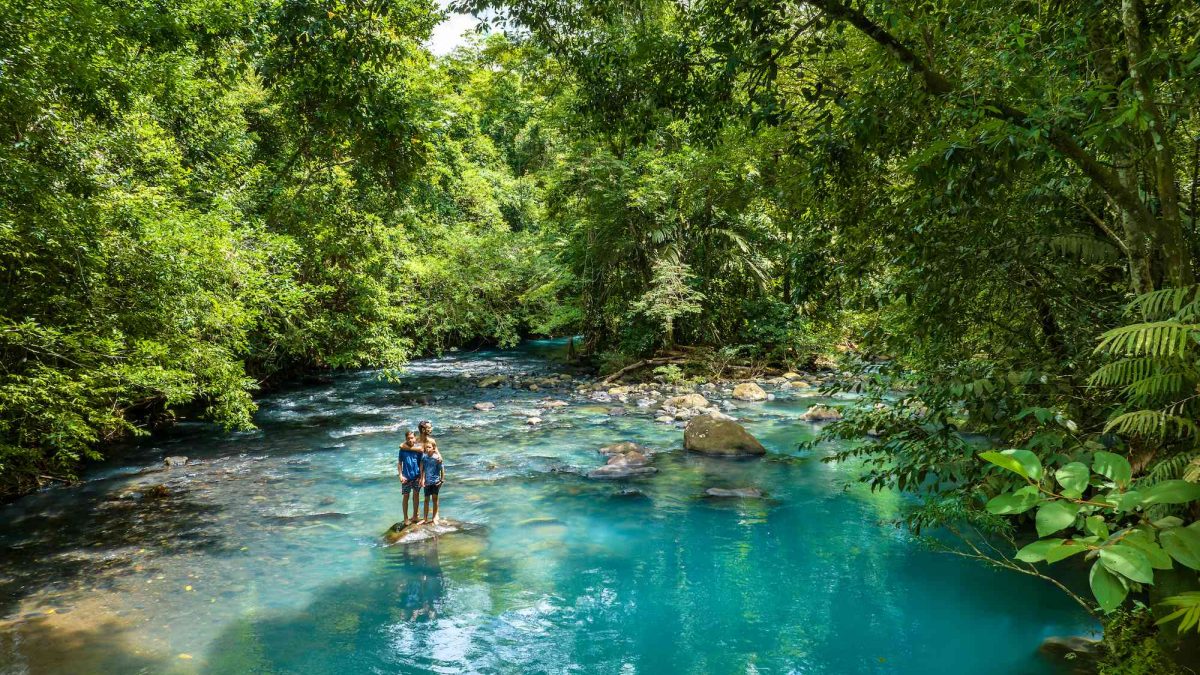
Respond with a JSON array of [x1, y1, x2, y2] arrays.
[[420, 439, 445, 524], [397, 430, 423, 525]]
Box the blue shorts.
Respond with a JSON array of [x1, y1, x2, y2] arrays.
[[401, 477, 421, 495]]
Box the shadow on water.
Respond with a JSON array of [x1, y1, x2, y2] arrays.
[[0, 614, 172, 675], [0, 478, 225, 617], [204, 539, 460, 675]]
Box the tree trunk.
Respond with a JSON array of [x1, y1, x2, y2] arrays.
[[1120, 0, 1193, 289]]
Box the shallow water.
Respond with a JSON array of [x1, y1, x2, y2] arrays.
[[0, 340, 1094, 674]]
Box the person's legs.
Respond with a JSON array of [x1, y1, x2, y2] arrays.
[[408, 487, 421, 524], [430, 494, 440, 523], [402, 481, 411, 524]]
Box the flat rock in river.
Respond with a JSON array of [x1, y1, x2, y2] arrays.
[[684, 415, 767, 457], [383, 519, 484, 545], [664, 393, 710, 410]]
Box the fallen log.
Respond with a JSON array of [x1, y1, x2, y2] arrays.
[[600, 357, 687, 384]]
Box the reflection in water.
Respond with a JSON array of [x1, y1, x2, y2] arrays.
[[0, 340, 1095, 674]]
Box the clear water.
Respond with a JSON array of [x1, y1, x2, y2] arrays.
[[0, 340, 1095, 674]]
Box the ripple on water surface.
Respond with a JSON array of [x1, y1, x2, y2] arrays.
[[0, 339, 1094, 674]]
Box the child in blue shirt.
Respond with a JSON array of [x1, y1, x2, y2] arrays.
[[397, 430, 424, 525], [419, 439, 445, 524]]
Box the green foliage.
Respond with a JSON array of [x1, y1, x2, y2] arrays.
[[1098, 606, 1187, 675], [0, 7, 574, 493], [630, 259, 705, 347], [981, 448, 1200, 628]]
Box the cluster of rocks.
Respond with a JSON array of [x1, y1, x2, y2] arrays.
[[477, 372, 576, 391], [588, 442, 658, 479]]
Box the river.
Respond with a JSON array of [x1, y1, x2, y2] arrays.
[[0, 339, 1094, 673]]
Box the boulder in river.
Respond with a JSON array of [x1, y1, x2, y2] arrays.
[[383, 519, 484, 546], [705, 487, 764, 499], [539, 399, 569, 409], [478, 375, 506, 388], [655, 415, 675, 424], [665, 393, 710, 410], [684, 415, 767, 457], [732, 382, 768, 401], [473, 402, 495, 411], [164, 456, 188, 468], [800, 404, 842, 422], [526, 417, 542, 425]]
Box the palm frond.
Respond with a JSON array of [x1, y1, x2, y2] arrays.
[[1126, 285, 1200, 321], [1047, 234, 1120, 264], [1088, 357, 1161, 388], [1145, 449, 1200, 484], [1095, 321, 1200, 358], [1104, 410, 1199, 440]]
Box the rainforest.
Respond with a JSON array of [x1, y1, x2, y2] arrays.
[[2, 0, 1199, 672]]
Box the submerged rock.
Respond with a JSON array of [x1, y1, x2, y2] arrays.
[[383, 518, 484, 545], [1038, 635, 1101, 672], [683, 415, 767, 457], [655, 415, 675, 424], [705, 487, 764, 499], [539, 399, 569, 409], [800, 405, 842, 422], [588, 465, 658, 479], [267, 511, 349, 524], [589, 442, 657, 479], [478, 375, 506, 388], [732, 382, 768, 401], [473, 402, 495, 411], [526, 417, 542, 425], [163, 456, 188, 468]]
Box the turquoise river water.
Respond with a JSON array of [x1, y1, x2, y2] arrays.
[[0, 339, 1095, 674]]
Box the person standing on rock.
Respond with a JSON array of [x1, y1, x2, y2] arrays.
[[398, 430, 424, 525], [420, 439, 445, 524]]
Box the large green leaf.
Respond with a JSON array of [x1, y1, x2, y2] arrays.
[[980, 449, 1043, 481], [1090, 561, 1128, 612], [1054, 462, 1089, 497], [1123, 535, 1173, 570], [986, 486, 1041, 515], [1084, 515, 1109, 539], [1036, 501, 1080, 537], [1099, 544, 1154, 584], [1092, 451, 1132, 487], [1161, 526, 1200, 570], [1015, 539, 1063, 563], [1045, 541, 1089, 563], [1140, 480, 1200, 506]]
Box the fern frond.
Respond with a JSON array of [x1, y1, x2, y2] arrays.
[[1095, 321, 1200, 358], [1088, 357, 1161, 388], [1145, 450, 1200, 484], [1186, 457, 1200, 483], [1048, 234, 1120, 263], [1105, 410, 1199, 440], [1121, 373, 1190, 406], [1126, 286, 1200, 321]]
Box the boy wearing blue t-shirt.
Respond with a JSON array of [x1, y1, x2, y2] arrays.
[[420, 440, 445, 524], [397, 430, 423, 525]]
